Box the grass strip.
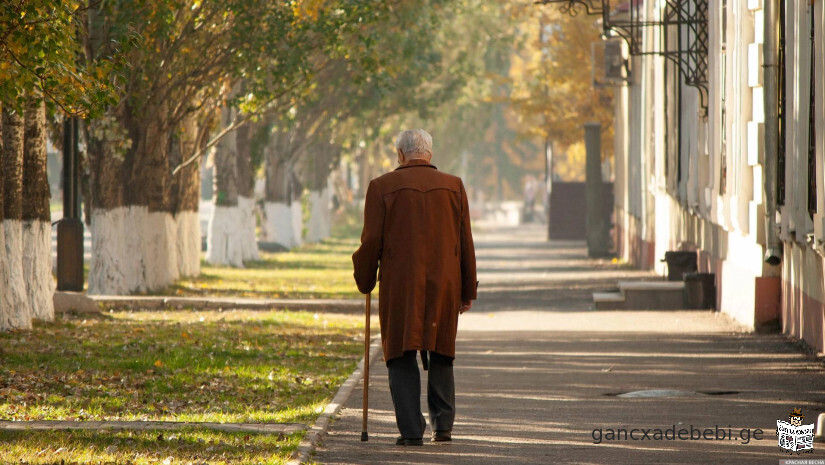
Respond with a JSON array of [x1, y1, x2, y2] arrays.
[[165, 238, 362, 300], [0, 309, 364, 463]]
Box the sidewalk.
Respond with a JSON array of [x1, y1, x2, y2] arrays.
[[312, 224, 825, 464]]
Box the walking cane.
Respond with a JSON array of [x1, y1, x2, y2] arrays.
[[360, 292, 371, 442]]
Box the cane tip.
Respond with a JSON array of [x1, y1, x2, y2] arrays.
[[361, 431, 369, 441]]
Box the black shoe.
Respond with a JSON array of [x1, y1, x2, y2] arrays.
[[431, 431, 452, 442], [396, 436, 424, 446]]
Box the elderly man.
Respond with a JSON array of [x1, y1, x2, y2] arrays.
[[353, 129, 477, 446]]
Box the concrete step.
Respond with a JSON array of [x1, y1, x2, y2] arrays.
[[593, 291, 625, 310], [620, 280, 685, 310], [593, 281, 689, 310]]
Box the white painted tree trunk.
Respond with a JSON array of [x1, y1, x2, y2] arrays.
[[238, 196, 259, 261], [3, 220, 32, 329], [306, 186, 332, 243], [0, 229, 9, 330], [207, 204, 245, 267], [141, 210, 180, 291], [262, 201, 298, 248], [206, 196, 258, 266], [176, 210, 201, 277], [22, 220, 55, 321], [88, 207, 180, 294], [291, 200, 304, 247], [89, 207, 138, 295]]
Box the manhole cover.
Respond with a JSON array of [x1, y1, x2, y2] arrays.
[[615, 389, 705, 398]]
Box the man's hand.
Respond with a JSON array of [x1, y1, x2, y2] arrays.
[[459, 300, 472, 314]]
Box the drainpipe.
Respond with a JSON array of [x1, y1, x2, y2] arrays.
[[762, 0, 782, 266]]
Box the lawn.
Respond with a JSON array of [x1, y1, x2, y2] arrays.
[[0, 309, 365, 464], [167, 238, 362, 300], [165, 206, 366, 300]]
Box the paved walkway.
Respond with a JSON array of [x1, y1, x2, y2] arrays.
[[313, 224, 825, 464]]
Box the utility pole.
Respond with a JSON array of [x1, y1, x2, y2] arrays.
[[57, 117, 84, 291]]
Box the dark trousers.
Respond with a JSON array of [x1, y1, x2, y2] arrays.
[[386, 350, 455, 439]]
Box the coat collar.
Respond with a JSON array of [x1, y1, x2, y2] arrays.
[[395, 158, 438, 171]]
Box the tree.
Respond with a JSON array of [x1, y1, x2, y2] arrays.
[[0, 1, 122, 117], [0, 2, 126, 329], [260, 0, 471, 248], [508, 9, 615, 178], [346, 0, 538, 201], [206, 88, 259, 266], [1, 106, 30, 329], [22, 96, 55, 321], [84, 0, 349, 291]]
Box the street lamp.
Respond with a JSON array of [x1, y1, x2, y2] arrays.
[[56, 116, 84, 291]]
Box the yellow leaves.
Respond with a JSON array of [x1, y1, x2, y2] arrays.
[[555, 141, 587, 182], [181, 331, 191, 339], [291, 0, 324, 22], [154, 360, 164, 368]]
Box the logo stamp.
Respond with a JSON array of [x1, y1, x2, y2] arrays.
[[777, 408, 815, 454]]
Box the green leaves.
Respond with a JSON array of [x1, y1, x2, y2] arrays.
[[0, 1, 129, 117]]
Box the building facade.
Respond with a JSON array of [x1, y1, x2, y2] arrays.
[[611, 0, 824, 351]]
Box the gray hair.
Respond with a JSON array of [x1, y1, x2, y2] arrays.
[[395, 129, 433, 157]]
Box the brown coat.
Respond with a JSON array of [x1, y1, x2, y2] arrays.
[[353, 159, 477, 362]]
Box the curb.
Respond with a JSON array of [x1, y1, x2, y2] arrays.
[[0, 420, 304, 434], [288, 336, 382, 465], [89, 296, 376, 314]]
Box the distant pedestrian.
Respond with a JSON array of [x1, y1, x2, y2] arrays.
[[353, 129, 478, 445]]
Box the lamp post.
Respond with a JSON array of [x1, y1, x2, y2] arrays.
[[584, 122, 609, 257], [56, 116, 84, 291]]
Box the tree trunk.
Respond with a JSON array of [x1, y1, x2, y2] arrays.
[[170, 115, 201, 277], [2, 106, 32, 329], [304, 143, 337, 244], [263, 154, 301, 248], [235, 121, 259, 261], [0, 104, 6, 329], [87, 114, 129, 294], [262, 124, 303, 248], [87, 108, 179, 294], [207, 102, 245, 266], [22, 97, 55, 321], [306, 182, 332, 243], [126, 109, 179, 291], [290, 171, 304, 247]]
